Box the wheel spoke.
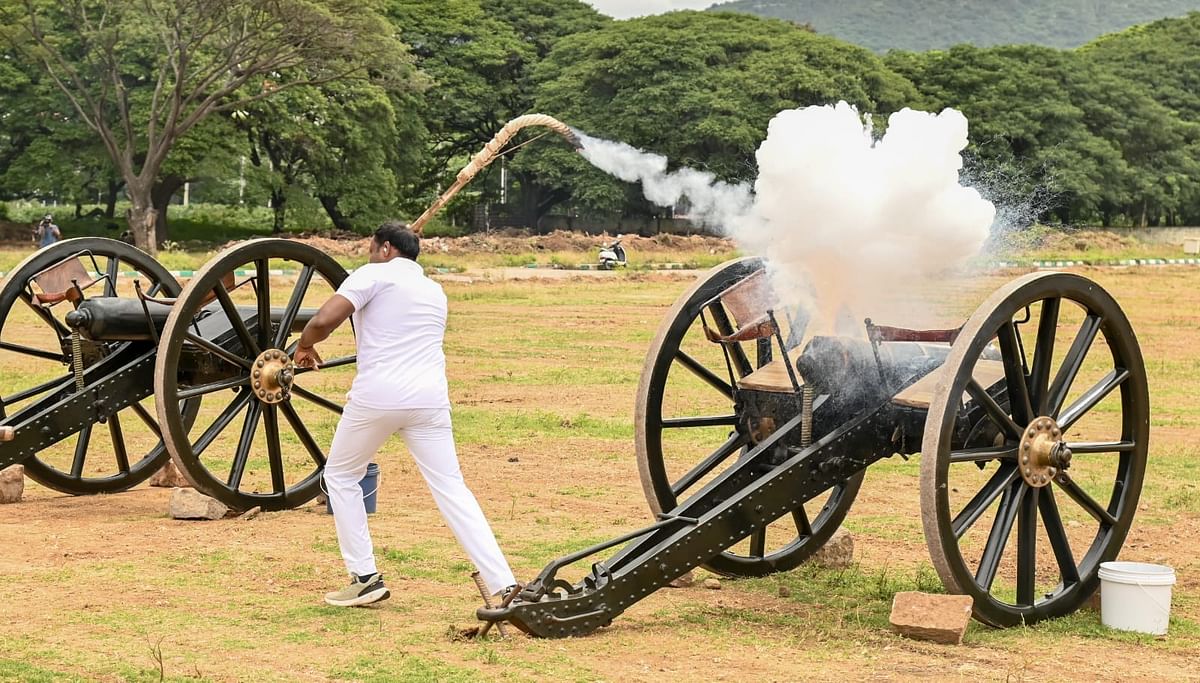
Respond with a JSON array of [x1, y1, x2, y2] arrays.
[[2, 373, 73, 405], [281, 401, 326, 467], [671, 432, 747, 497], [1039, 486, 1080, 586], [1053, 473, 1118, 527], [292, 384, 344, 415], [104, 256, 120, 297], [194, 391, 252, 457], [1047, 314, 1102, 416], [212, 279, 260, 357], [949, 445, 1018, 464], [177, 375, 250, 400], [975, 480, 1025, 591], [748, 526, 766, 558], [1058, 369, 1129, 431], [20, 290, 72, 337], [263, 404, 286, 494], [793, 505, 813, 537], [966, 379, 1022, 441], [1066, 440, 1135, 454], [130, 401, 162, 438], [1017, 484, 1039, 606], [0, 339, 66, 363], [1029, 298, 1059, 414], [255, 259, 272, 349], [108, 412, 130, 473], [996, 322, 1033, 426], [185, 332, 254, 370], [227, 402, 262, 489], [952, 462, 1019, 538], [70, 425, 93, 478], [661, 415, 739, 429], [674, 350, 733, 399], [275, 265, 314, 348]]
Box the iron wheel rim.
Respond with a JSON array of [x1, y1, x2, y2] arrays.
[[919, 271, 1149, 627], [635, 257, 862, 577]]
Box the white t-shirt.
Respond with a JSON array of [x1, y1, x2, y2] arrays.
[[334, 258, 450, 410]]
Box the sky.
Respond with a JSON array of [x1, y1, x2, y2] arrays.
[[585, 0, 713, 19]]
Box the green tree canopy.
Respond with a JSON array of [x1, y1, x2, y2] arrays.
[[522, 10, 918, 217]]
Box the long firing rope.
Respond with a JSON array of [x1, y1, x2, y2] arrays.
[[409, 114, 581, 235]]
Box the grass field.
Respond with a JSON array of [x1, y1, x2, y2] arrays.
[[2, 247, 1200, 681]]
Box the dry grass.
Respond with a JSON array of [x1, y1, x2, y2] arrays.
[[1, 257, 1199, 681]]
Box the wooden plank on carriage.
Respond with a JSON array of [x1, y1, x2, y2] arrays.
[[892, 359, 1006, 409], [736, 346, 806, 393]]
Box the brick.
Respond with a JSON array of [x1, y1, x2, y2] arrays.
[[890, 592, 973, 645]]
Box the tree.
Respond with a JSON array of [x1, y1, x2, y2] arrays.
[[521, 10, 918, 219], [0, 0, 415, 253], [887, 44, 1199, 226], [383, 0, 608, 226]]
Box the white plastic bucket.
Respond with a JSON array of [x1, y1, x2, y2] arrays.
[[1098, 561, 1176, 635]]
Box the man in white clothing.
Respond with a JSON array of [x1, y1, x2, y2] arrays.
[[295, 221, 516, 607]]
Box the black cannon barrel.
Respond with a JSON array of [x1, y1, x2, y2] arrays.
[[65, 297, 317, 341], [795, 336, 951, 412]]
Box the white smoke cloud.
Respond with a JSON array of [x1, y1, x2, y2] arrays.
[[577, 132, 754, 231], [577, 102, 997, 334]]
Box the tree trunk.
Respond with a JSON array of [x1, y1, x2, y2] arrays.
[[152, 176, 186, 245], [104, 179, 120, 220], [318, 194, 353, 231], [126, 202, 158, 255], [270, 188, 286, 233]]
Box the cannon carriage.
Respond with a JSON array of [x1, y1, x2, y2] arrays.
[[481, 258, 1148, 635], [0, 237, 357, 510]]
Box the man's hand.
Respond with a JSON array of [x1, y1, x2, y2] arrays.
[[294, 344, 323, 369]]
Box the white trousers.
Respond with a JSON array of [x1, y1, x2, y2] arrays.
[[323, 403, 516, 594]]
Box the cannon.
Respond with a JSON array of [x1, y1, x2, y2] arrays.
[[0, 237, 357, 510], [479, 258, 1149, 634]]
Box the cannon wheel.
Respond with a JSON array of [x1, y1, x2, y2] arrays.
[[920, 271, 1149, 627], [0, 237, 185, 494], [636, 257, 863, 577], [155, 239, 356, 511]]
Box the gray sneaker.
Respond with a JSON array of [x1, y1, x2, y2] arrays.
[[324, 573, 390, 607]]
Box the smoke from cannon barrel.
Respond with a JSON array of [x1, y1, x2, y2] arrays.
[[575, 102, 996, 335]]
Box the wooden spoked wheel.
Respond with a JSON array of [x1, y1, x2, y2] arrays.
[[154, 239, 357, 511], [920, 271, 1149, 626], [0, 237, 186, 494], [635, 258, 863, 577]]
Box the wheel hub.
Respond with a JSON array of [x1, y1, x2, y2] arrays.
[[252, 349, 294, 404], [1019, 416, 1072, 487]]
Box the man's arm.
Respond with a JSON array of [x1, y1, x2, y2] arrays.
[[294, 294, 355, 368]]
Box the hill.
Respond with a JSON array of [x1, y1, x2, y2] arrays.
[[706, 0, 1200, 51]]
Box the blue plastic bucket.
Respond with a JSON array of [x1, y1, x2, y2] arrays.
[[323, 462, 380, 515]]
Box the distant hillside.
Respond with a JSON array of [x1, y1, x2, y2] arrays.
[[706, 0, 1200, 51]]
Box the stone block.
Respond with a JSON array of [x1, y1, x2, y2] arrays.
[[149, 460, 190, 488], [0, 465, 24, 504], [809, 527, 854, 569], [169, 487, 229, 520], [890, 591, 973, 645]]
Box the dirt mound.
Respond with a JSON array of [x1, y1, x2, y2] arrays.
[[283, 229, 733, 257]]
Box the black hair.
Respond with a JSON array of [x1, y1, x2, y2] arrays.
[[372, 221, 420, 261]]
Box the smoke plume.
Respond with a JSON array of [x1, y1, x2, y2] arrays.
[[577, 102, 997, 333]]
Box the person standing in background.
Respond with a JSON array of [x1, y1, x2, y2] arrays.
[[33, 214, 60, 248]]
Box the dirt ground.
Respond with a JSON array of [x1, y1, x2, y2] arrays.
[[2, 259, 1200, 681]]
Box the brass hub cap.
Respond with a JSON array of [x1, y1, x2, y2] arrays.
[[252, 349, 294, 404], [1019, 416, 1072, 487]]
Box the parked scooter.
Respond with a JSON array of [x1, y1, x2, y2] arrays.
[[598, 238, 627, 269]]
